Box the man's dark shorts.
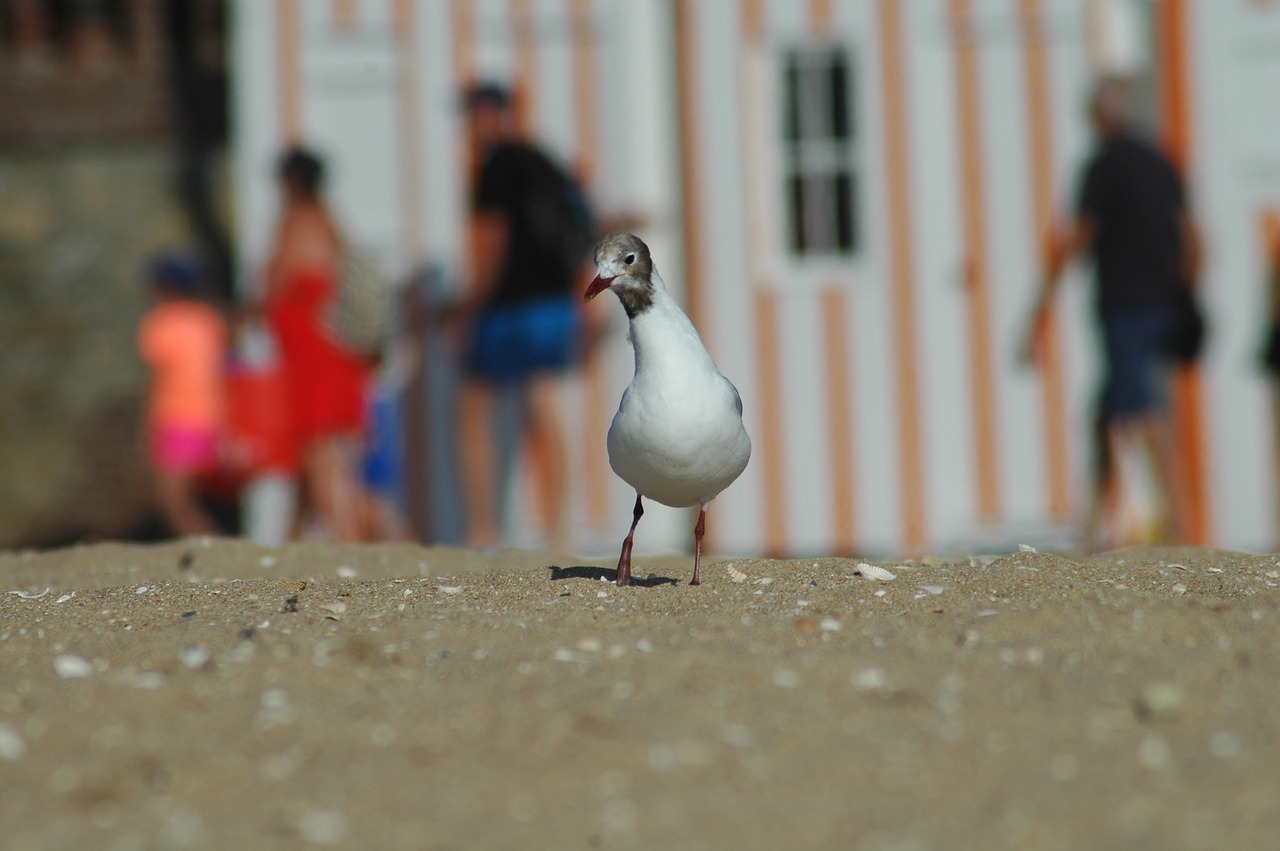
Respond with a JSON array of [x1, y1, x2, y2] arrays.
[[465, 295, 582, 384], [1100, 308, 1173, 418]]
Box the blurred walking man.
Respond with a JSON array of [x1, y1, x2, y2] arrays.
[[1026, 76, 1202, 550]]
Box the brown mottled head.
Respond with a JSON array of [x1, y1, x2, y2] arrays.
[[583, 233, 656, 318]]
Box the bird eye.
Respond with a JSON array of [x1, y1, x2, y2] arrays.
[[624, 254, 635, 265]]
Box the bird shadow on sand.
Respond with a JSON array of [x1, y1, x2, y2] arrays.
[[547, 566, 679, 587]]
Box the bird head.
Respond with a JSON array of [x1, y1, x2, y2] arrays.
[[584, 233, 656, 317]]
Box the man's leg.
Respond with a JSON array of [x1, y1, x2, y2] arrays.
[[458, 378, 500, 548], [1097, 312, 1185, 545], [525, 373, 569, 551], [1082, 413, 1117, 553], [1137, 412, 1188, 544]]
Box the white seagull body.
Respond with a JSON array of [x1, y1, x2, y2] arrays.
[[585, 233, 751, 585], [606, 282, 749, 508]]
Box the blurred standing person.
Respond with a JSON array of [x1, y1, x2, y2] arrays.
[[263, 148, 372, 542], [452, 83, 591, 551], [1026, 76, 1202, 550], [1261, 215, 1280, 548], [137, 253, 228, 536]]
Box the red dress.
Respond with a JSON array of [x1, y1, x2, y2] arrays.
[[266, 266, 371, 444]]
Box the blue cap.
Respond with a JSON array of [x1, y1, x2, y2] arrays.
[[147, 252, 206, 297]]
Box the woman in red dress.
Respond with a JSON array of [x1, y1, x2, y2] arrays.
[[262, 148, 372, 541]]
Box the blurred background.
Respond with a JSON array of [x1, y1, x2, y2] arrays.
[[3, 0, 1280, 557]]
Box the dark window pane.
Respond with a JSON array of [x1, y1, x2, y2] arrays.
[[783, 58, 801, 142], [788, 174, 807, 253], [835, 170, 856, 253], [830, 51, 850, 141], [781, 47, 857, 257]]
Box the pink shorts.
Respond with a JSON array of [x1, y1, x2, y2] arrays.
[[151, 425, 219, 474]]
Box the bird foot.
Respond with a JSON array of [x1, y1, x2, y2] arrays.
[[615, 494, 643, 587]]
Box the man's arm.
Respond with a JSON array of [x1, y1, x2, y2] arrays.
[[1022, 215, 1095, 366], [467, 210, 508, 306], [1034, 214, 1096, 312]]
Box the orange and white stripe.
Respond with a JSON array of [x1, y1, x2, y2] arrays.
[[1019, 0, 1074, 524], [241, 0, 1280, 556], [948, 0, 1002, 526], [274, 0, 302, 143], [393, 0, 425, 263], [571, 0, 612, 529], [736, 0, 788, 556], [1155, 0, 1212, 545], [810, 0, 859, 555], [876, 0, 927, 553]]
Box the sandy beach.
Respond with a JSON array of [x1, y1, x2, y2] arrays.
[[1, 540, 1278, 850]]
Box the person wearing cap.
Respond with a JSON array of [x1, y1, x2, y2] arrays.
[[137, 252, 228, 535], [452, 82, 590, 550]]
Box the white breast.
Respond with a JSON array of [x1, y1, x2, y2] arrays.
[[606, 287, 751, 508]]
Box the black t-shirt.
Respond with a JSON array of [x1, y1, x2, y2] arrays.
[[474, 142, 577, 307], [1076, 134, 1186, 316]]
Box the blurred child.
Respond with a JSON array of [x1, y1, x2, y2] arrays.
[[359, 355, 414, 541], [137, 253, 228, 535]]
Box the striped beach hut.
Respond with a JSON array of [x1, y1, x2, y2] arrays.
[[230, 0, 1280, 556]]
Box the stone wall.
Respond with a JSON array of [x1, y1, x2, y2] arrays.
[[0, 144, 201, 546]]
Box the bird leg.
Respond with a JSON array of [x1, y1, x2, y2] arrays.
[[691, 508, 706, 586], [615, 494, 644, 585]]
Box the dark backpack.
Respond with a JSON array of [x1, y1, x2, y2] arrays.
[[519, 149, 597, 274], [1163, 284, 1206, 364]]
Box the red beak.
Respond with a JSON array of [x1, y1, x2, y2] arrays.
[[584, 274, 615, 302]]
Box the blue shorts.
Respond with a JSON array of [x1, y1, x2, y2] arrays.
[[362, 389, 402, 495], [1099, 309, 1173, 418], [465, 295, 582, 384]]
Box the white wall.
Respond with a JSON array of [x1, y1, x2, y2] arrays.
[[229, 0, 688, 557], [231, 0, 1280, 556]]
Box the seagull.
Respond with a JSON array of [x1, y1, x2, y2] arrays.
[[584, 233, 751, 586]]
